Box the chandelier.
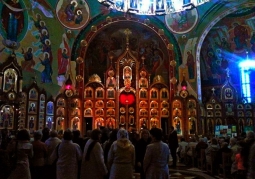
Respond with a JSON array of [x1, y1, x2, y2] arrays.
[[98, 0, 209, 15]]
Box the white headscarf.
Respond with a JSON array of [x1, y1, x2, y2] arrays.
[[117, 128, 129, 140]]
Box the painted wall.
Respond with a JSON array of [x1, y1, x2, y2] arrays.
[[0, 0, 254, 100]]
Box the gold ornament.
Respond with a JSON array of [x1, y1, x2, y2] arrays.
[[106, 16, 112, 23], [80, 40, 87, 47], [158, 29, 164, 35], [91, 26, 97, 32], [167, 43, 173, 50], [76, 75, 83, 82], [170, 60, 176, 67], [76, 57, 84, 64], [170, 77, 177, 84], [89, 74, 101, 83], [153, 75, 165, 83]]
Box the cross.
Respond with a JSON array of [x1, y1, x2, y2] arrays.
[[212, 87, 215, 94]]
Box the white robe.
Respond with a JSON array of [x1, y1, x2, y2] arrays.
[[143, 141, 170, 179], [50, 140, 82, 179], [80, 139, 108, 179]]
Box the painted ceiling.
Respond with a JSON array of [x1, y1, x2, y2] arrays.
[[0, 0, 254, 97]]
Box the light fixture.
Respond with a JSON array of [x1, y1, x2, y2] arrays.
[[64, 75, 74, 97], [98, 0, 209, 15], [65, 75, 72, 90]]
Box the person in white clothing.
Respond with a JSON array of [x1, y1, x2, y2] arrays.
[[50, 129, 82, 179], [45, 130, 62, 179]]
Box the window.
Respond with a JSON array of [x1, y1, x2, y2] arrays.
[[239, 60, 255, 103]]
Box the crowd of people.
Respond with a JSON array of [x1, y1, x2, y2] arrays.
[[0, 126, 255, 179], [0, 127, 170, 179], [175, 131, 255, 179]]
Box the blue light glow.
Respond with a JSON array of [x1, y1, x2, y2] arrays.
[[239, 60, 255, 103], [239, 60, 255, 68], [140, 0, 151, 12]]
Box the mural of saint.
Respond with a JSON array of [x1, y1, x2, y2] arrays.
[[106, 70, 116, 88], [28, 103, 36, 113], [72, 117, 79, 130], [46, 102, 54, 115], [58, 48, 69, 76], [42, 39, 53, 64], [0, 106, 13, 129], [40, 29, 49, 44], [47, 117, 53, 129], [32, 13, 42, 29], [123, 66, 132, 80], [39, 52, 53, 83], [176, 120, 181, 134], [56, 0, 89, 30], [29, 116, 35, 133], [165, 8, 198, 34], [29, 89, 37, 99], [3, 69, 17, 92], [1, 0, 27, 48], [75, 10, 83, 24], [152, 49, 164, 74], [21, 47, 35, 72], [232, 22, 249, 51], [186, 51, 195, 79], [57, 117, 64, 131], [139, 78, 148, 88], [65, 1, 76, 21]]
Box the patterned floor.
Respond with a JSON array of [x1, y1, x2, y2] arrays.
[[169, 169, 216, 179], [168, 162, 227, 179], [133, 166, 218, 179], [133, 161, 228, 179]]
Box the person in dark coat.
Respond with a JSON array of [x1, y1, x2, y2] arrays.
[[195, 137, 208, 158], [215, 142, 232, 165], [72, 130, 85, 151], [41, 127, 50, 142], [72, 130, 85, 179], [168, 126, 178, 167], [135, 129, 151, 179], [103, 129, 118, 179]]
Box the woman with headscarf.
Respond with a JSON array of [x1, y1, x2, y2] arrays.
[[80, 129, 107, 179], [143, 128, 170, 179], [107, 128, 135, 179]]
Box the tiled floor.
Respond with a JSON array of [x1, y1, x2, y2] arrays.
[[168, 162, 228, 179], [133, 163, 220, 179], [170, 168, 216, 179], [133, 160, 230, 179]]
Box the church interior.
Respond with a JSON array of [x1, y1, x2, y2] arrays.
[[0, 0, 255, 139]]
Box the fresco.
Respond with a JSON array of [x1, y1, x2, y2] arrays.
[[0, 0, 77, 96], [56, 0, 90, 30], [200, 6, 255, 87], [165, 8, 198, 34], [0, 0, 29, 49], [0, 0, 252, 98], [82, 22, 170, 85]]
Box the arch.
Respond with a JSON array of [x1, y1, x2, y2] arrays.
[[195, 2, 255, 102], [72, 16, 182, 90]]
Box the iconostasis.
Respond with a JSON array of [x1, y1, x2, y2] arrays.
[[0, 0, 255, 137]]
